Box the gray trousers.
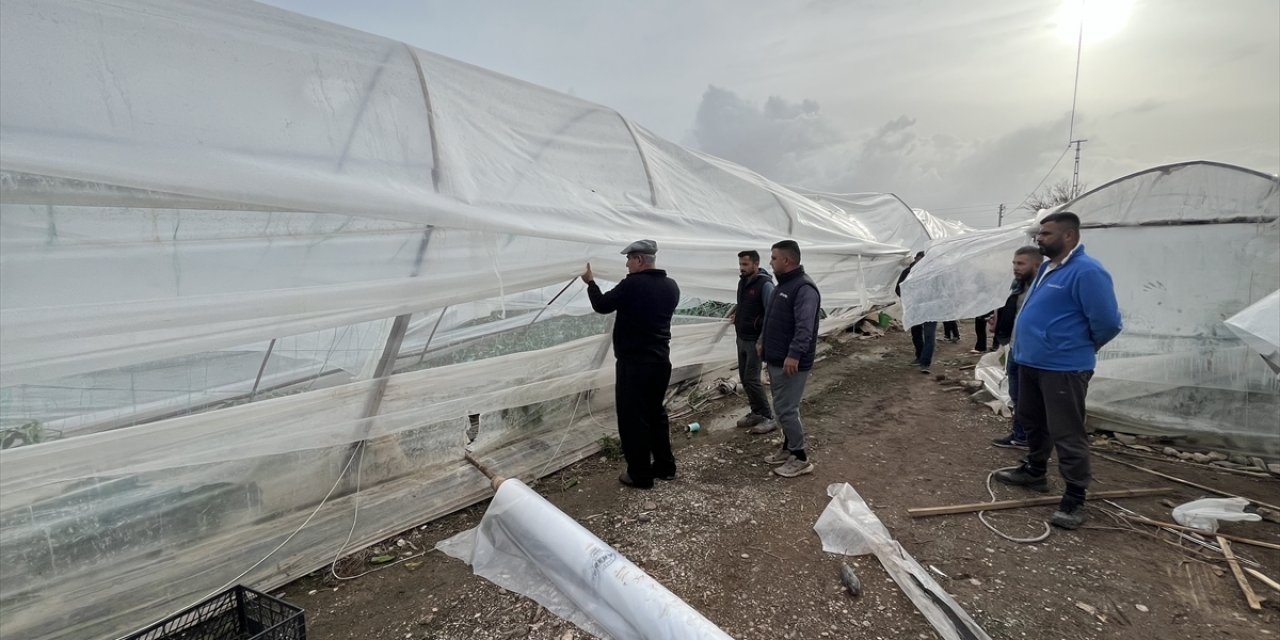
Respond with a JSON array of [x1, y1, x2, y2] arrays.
[[736, 337, 772, 418], [766, 364, 810, 452], [1017, 365, 1093, 495]]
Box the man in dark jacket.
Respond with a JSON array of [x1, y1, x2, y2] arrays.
[[990, 245, 1041, 449], [583, 239, 681, 490], [730, 250, 775, 430], [995, 212, 1122, 529], [757, 240, 820, 478]]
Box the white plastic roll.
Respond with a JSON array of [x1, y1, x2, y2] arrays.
[[437, 479, 733, 640]]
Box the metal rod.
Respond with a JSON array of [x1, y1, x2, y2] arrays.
[[614, 110, 659, 206], [403, 44, 443, 192], [415, 306, 449, 365], [248, 338, 277, 401], [515, 277, 579, 336]]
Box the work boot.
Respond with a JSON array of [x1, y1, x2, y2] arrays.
[[1051, 500, 1088, 529], [736, 412, 765, 428], [993, 463, 1049, 492], [747, 419, 778, 435]]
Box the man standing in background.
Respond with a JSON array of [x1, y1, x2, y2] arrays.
[[897, 251, 937, 374], [990, 245, 1042, 449], [994, 213, 1122, 529], [943, 320, 961, 343], [583, 240, 681, 490], [758, 240, 821, 478], [730, 250, 776, 432]]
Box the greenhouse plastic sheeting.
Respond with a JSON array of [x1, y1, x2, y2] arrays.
[[799, 191, 972, 252], [0, 1, 969, 639], [900, 162, 1280, 447], [1225, 290, 1280, 377]]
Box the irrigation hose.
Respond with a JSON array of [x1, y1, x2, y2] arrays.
[[978, 466, 1052, 544]]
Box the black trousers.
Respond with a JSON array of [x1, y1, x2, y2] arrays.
[[943, 320, 960, 341], [973, 314, 991, 351], [615, 360, 675, 487], [1016, 365, 1094, 497]]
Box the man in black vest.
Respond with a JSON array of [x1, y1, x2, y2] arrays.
[[583, 239, 681, 490], [757, 240, 821, 478], [989, 246, 1041, 449], [730, 250, 776, 431]]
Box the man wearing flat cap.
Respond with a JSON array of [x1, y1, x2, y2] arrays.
[[582, 240, 681, 489]]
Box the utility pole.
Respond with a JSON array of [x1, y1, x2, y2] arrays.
[[997, 203, 1005, 227], [1070, 139, 1088, 199]]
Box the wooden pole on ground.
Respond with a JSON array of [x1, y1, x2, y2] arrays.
[[1218, 537, 1263, 611], [1114, 514, 1280, 551], [907, 487, 1170, 518], [1097, 454, 1280, 512], [1244, 567, 1280, 594]]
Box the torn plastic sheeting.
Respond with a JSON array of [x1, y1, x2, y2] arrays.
[[815, 482, 992, 640], [1225, 289, 1280, 377], [974, 348, 1011, 405], [437, 479, 733, 640]]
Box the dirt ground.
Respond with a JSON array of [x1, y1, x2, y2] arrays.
[[285, 328, 1280, 640]]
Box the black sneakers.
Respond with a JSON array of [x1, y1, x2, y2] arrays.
[[993, 464, 1049, 493], [991, 434, 1029, 449]]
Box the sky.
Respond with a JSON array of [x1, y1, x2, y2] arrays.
[[261, 0, 1279, 228]]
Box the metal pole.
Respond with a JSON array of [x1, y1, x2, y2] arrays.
[[513, 277, 579, 339], [414, 306, 449, 365], [341, 224, 434, 475], [1069, 139, 1087, 199], [248, 338, 278, 401], [997, 203, 1005, 227]]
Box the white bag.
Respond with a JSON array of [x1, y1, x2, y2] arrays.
[[1171, 497, 1262, 533]]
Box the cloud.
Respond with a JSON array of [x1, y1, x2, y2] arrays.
[[692, 86, 845, 180], [690, 86, 1080, 223], [1116, 99, 1165, 116]]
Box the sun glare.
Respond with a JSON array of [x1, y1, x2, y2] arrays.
[[1054, 0, 1133, 44]]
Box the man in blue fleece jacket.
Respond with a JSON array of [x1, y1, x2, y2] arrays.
[[995, 211, 1122, 529]]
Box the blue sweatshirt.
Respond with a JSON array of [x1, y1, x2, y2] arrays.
[[1012, 245, 1122, 371]]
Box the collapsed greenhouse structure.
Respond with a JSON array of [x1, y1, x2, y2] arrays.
[[900, 160, 1280, 453], [3, 1, 1278, 639], [0, 1, 973, 638]]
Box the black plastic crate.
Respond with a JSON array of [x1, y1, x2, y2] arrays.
[[121, 585, 306, 640]]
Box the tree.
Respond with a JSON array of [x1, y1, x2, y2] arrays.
[[1021, 178, 1086, 212]]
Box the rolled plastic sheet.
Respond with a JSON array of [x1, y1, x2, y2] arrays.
[[815, 483, 992, 640], [437, 479, 734, 640]]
